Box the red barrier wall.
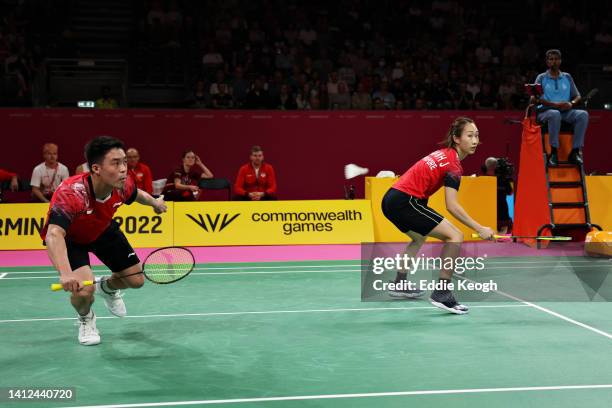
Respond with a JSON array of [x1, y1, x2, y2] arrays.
[[1, 109, 611, 199]]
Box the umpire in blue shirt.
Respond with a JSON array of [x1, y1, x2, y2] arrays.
[[535, 49, 588, 166]]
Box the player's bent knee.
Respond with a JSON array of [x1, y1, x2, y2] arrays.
[[73, 286, 94, 299], [446, 229, 464, 243], [449, 234, 464, 243]]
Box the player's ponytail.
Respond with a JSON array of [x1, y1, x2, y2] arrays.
[[440, 117, 475, 148]]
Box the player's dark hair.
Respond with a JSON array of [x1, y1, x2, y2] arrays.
[[85, 136, 125, 168], [182, 149, 195, 159], [251, 145, 263, 153], [545, 49, 562, 59], [440, 117, 475, 148]]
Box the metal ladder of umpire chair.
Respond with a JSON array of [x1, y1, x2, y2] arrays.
[[538, 122, 601, 242]]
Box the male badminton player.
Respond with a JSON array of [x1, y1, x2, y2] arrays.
[[381, 117, 495, 314], [41, 136, 167, 345]]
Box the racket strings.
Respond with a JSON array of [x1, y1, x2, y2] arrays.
[[144, 248, 194, 284]]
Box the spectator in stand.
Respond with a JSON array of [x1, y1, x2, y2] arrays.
[[298, 23, 317, 47], [373, 81, 396, 109], [475, 83, 498, 109], [373, 97, 386, 110], [230, 66, 250, 107], [245, 77, 271, 109], [163, 150, 213, 201], [30, 143, 70, 203], [502, 37, 522, 66], [453, 83, 474, 109], [351, 82, 372, 110], [211, 83, 233, 108], [147, 0, 166, 26], [466, 75, 481, 100], [521, 33, 540, 66], [4, 46, 32, 101], [126, 148, 153, 194], [316, 82, 330, 109], [498, 76, 517, 109], [329, 81, 351, 109], [202, 44, 224, 70], [234, 145, 277, 200], [326, 71, 342, 95], [190, 79, 209, 108], [274, 84, 297, 110], [96, 86, 118, 109], [475, 41, 493, 65], [267, 70, 285, 102], [209, 70, 227, 95], [165, 0, 183, 28], [296, 87, 311, 110]]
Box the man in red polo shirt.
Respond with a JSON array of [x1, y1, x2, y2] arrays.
[[126, 148, 153, 194], [234, 145, 277, 200]]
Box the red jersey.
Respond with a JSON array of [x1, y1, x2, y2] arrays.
[[0, 168, 17, 182], [129, 162, 153, 194], [40, 173, 138, 244], [393, 147, 463, 199], [234, 162, 277, 196]]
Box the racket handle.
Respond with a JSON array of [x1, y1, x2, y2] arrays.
[[471, 233, 506, 239], [50, 280, 94, 291]]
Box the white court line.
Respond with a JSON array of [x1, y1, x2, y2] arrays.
[[0, 273, 7, 279], [0, 259, 608, 275], [0, 304, 530, 324], [1, 264, 610, 280], [0, 265, 361, 275], [459, 276, 612, 340], [0, 269, 358, 279], [59, 384, 612, 408]]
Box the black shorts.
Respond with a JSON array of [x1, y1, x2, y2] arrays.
[[66, 221, 141, 272], [381, 188, 444, 236]]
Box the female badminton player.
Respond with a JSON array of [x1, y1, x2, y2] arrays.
[[381, 117, 495, 314], [41, 136, 167, 345]]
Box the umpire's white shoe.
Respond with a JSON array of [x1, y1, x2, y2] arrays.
[[78, 310, 100, 346], [95, 277, 126, 317]]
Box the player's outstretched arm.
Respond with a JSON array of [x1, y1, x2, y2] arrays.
[[444, 187, 495, 240], [135, 189, 167, 214], [45, 224, 81, 293]]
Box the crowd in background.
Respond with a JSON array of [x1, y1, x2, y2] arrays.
[[1, 0, 610, 108]]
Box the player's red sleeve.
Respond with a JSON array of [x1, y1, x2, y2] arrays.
[[143, 164, 153, 194], [124, 176, 138, 205], [234, 165, 247, 196], [0, 168, 17, 181], [47, 189, 85, 231], [265, 165, 277, 196]]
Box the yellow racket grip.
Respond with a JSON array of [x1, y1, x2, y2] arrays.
[[50, 280, 94, 291], [471, 233, 504, 240]]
